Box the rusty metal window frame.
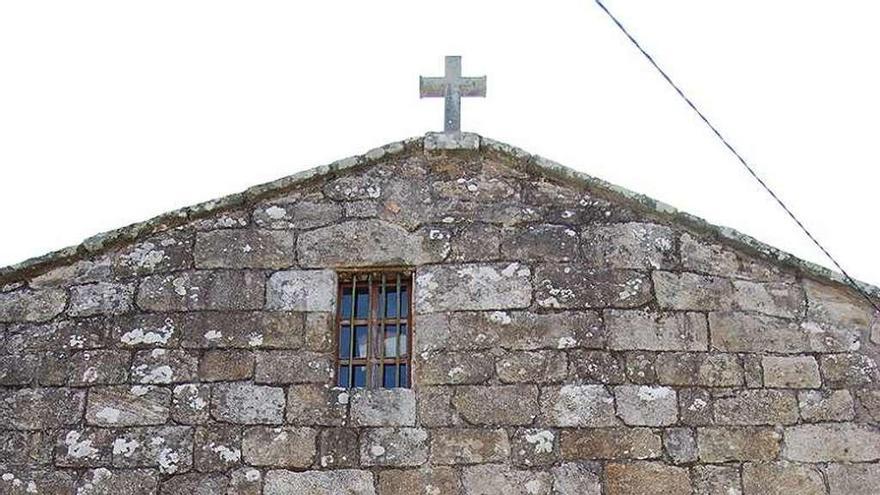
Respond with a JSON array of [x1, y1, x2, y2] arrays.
[[335, 269, 412, 389]]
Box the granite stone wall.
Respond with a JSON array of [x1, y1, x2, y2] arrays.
[[1, 137, 879, 494]]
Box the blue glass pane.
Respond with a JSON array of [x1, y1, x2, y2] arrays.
[[398, 364, 409, 387], [382, 285, 409, 318], [400, 287, 409, 317], [341, 286, 370, 319], [353, 365, 366, 388], [339, 325, 351, 358], [354, 325, 368, 358], [337, 365, 349, 388], [383, 325, 398, 357], [383, 365, 397, 388], [341, 291, 352, 318]]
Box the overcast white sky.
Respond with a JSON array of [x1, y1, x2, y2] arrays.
[[1, 1, 878, 285]]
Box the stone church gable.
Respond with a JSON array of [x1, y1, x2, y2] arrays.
[[0, 133, 878, 494]]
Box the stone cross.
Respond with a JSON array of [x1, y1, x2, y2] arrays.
[[420, 55, 486, 133]]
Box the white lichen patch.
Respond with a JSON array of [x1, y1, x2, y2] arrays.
[[124, 241, 168, 271], [95, 407, 121, 424], [486, 311, 512, 325], [204, 330, 223, 341], [112, 437, 139, 457], [265, 205, 288, 220], [524, 430, 554, 454], [369, 445, 386, 457], [248, 333, 264, 347], [210, 443, 242, 463], [68, 335, 85, 349], [134, 364, 174, 384], [121, 318, 175, 345], [65, 431, 99, 459], [557, 336, 577, 349], [637, 386, 674, 402], [157, 447, 181, 474]]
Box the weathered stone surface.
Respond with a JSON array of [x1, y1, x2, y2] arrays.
[[742, 462, 825, 495], [304, 312, 334, 352], [710, 312, 809, 353], [510, 428, 558, 466], [265, 270, 336, 312], [500, 224, 578, 261], [461, 464, 552, 495], [624, 352, 657, 384], [253, 200, 342, 229], [194, 424, 242, 472], [360, 428, 428, 467], [551, 462, 602, 495], [731, 280, 805, 318], [783, 423, 880, 462], [761, 355, 820, 388], [654, 352, 743, 387], [265, 469, 376, 495], [76, 468, 159, 495], [713, 389, 798, 425], [68, 282, 135, 317], [692, 465, 742, 495], [55, 428, 113, 467], [418, 351, 494, 385], [1, 388, 85, 430], [131, 348, 198, 384], [698, 427, 781, 462], [67, 350, 130, 385], [819, 353, 878, 387], [242, 426, 316, 468], [534, 265, 651, 309], [568, 350, 625, 384], [0, 288, 66, 322], [254, 350, 333, 384], [605, 462, 691, 495], [194, 229, 295, 269], [0, 351, 40, 385], [5, 318, 108, 353], [453, 385, 538, 425], [496, 350, 567, 383], [856, 388, 880, 423], [377, 467, 462, 495], [433, 172, 518, 202], [298, 220, 447, 267], [416, 387, 460, 427], [227, 467, 263, 495], [286, 384, 348, 426], [350, 388, 416, 427], [111, 425, 193, 474], [137, 270, 265, 311], [664, 427, 697, 464], [798, 389, 854, 422], [416, 262, 532, 313], [824, 463, 880, 495], [680, 232, 786, 282], [178, 311, 304, 349], [614, 385, 678, 426], [431, 428, 512, 465], [0, 430, 52, 465], [0, 468, 77, 493], [653, 271, 734, 311], [581, 222, 677, 269], [539, 384, 619, 427], [85, 385, 169, 427], [171, 383, 210, 424], [109, 313, 180, 348], [211, 382, 285, 424], [319, 428, 359, 468], [449, 222, 504, 261], [607, 310, 708, 351], [560, 427, 661, 460], [159, 473, 227, 495], [804, 278, 878, 334], [198, 349, 254, 381], [679, 388, 713, 426]]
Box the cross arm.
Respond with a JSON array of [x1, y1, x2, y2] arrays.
[[419, 77, 446, 98], [458, 76, 487, 97]]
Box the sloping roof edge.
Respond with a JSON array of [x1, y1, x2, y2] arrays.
[[2, 132, 878, 301]]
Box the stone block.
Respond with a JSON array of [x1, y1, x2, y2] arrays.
[[377, 467, 462, 495], [732, 280, 805, 318], [461, 464, 552, 495], [171, 383, 210, 424], [713, 389, 798, 425], [0, 388, 86, 430], [431, 428, 510, 465], [560, 427, 661, 460], [501, 224, 578, 261], [85, 385, 169, 427], [551, 462, 602, 495], [159, 473, 228, 495], [286, 384, 348, 426], [253, 200, 342, 229], [265, 270, 336, 312], [198, 349, 254, 381], [318, 428, 359, 468], [509, 428, 558, 466], [534, 265, 651, 309], [654, 352, 743, 387], [697, 427, 781, 462], [0, 430, 52, 466], [297, 219, 448, 267], [131, 349, 198, 384], [692, 465, 742, 495], [539, 384, 619, 427], [449, 222, 504, 261], [567, 350, 625, 384], [76, 468, 159, 495], [193, 424, 242, 472], [496, 350, 567, 383], [416, 262, 532, 313], [0, 288, 67, 323], [761, 356, 820, 388], [264, 469, 376, 495], [194, 229, 295, 269], [824, 463, 880, 495], [453, 385, 539, 425], [242, 426, 317, 468], [819, 353, 879, 387], [110, 425, 193, 474], [360, 427, 428, 467], [742, 462, 825, 495], [68, 282, 135, 317], [55, 428, 113, 467], [304, 312, 334, 352], [137, 270, 265, 311], [653, 271, 734, 311], [416, 386, 460, 427], [323, 174, 383, 201], [110, 313, 180, 348], [614, 385, 678, 426], [798, 389, 854, 422], [680, 232, 786, 282], [606, 310, 708, 351], [624, 352, 657, 384], [679, 388, 713, 426], [710, 312, 809, 353], [254, 350, 333, 384], [227, 467, 263, 495], [664, 427, 698, 464], [178, 311, 304, 349], [418, 351, 494, 385], [605, 462, 691, 495], [783, 423, 880, 462], [0, 352, 40, 386], [804, 278, 878, 334], [67, 350, 130, 386], [350, 388, 416, 427], [211, 382, 285, 425], [581, 222, 677, 269]]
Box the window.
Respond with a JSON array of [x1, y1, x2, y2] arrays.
[[336, 271, 411, 389]]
